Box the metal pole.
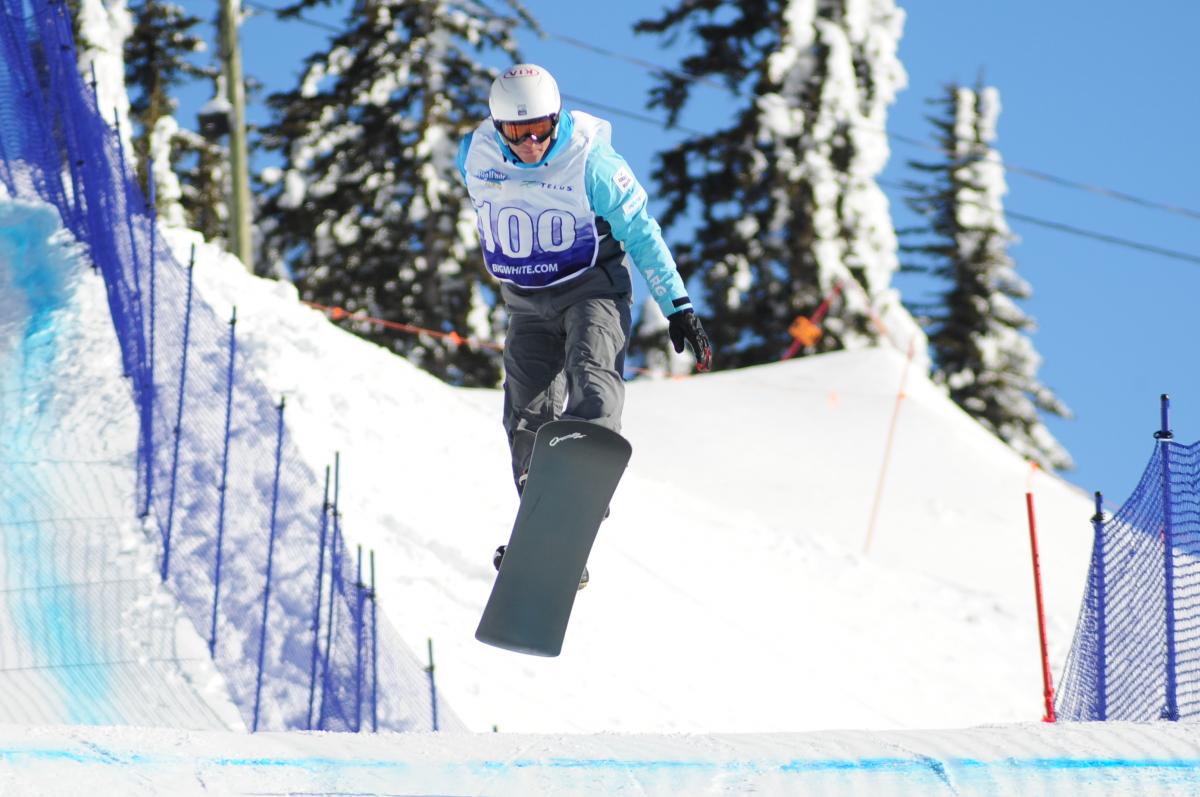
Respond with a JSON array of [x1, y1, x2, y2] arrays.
[[209, 307, 238, 654], [253, 397, 287, 732], [1025, 490, 1055, 722], [217, 0, 254, 272], [1156, 394, 1179, 721], [162, 245, 197, 581], [306, 465, 332, 729], [1091, 491, 1108, 721], [370, 550, 378, 733], [317, 452, 342, 730], [147, 159, 157, 383], [114, 113, 152, 515], [428, 638, 439, 732], [355, 545, 364, 732]]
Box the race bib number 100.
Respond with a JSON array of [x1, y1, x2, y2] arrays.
[[476, 200, 578, 258]]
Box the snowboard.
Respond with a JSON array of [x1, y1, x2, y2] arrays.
[[476, 419, 632, 657]]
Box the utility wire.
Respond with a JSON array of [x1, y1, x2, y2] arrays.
[[244, 1, 1200, 238], [1003, 210, 1200, 266], [523, 17, 1200, 224], [518, 24, 732, 93], [561, 93, 703, 137], [890, 132, 1200, 223], [880, 178, 1200, 267]]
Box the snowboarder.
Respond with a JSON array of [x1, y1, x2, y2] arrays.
[[457, 63, 712, 505]]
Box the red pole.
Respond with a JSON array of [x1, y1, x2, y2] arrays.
[[1025, 489, 1056, 722]]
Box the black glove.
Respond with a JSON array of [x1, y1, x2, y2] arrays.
[[668, 309, 713, 372]]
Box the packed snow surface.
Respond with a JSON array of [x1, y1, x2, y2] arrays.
[[166, 224, 1097, 735], [3, 721, 1200, 796], [3, 164, 1198, 797]]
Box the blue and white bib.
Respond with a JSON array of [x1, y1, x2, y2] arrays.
[[463, 113, 610, 290]]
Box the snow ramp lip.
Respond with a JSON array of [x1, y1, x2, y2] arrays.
[[2, 721, 1200, 796]]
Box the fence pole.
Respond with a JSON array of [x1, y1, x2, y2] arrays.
[[370, 549, 378, 733], [209, 308, 238, 655], [253, 398, 287, 732], [355, 544, 365, 732], [162, 244, 196, 582], [146, 159, 158, 521], [147, 159, 156, 405], [428, 637, 439, 732], [1024, 486, 1056, 722], [1156, 393, 1179, 721], [1091, 491, 1108, 721], [306, 465, 332, 730], [317, 452, 342, 731], [114, 113, 152, 517], [863, 339, 916, 554]]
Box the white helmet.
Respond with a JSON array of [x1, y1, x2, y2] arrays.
[[488, 64, 561, 123]]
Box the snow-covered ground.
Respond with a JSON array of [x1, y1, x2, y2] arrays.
[[4, 720, 1200, 796], [6, 194, 1200, 795], [178, 219, 1096, 734], [0, 199, 241, 730]]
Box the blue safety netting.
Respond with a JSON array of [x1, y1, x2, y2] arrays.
[[1057, 436, 1200, 721], [0, 0, 457, 731]]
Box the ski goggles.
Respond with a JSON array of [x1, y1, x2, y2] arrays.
[[494, 114, 558, 145]]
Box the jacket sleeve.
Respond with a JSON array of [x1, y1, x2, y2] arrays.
[[456, 132, 473, 182], [585, 140, 692, 319]]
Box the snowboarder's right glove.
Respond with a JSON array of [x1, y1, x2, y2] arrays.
[[668, 309, 713, 372]]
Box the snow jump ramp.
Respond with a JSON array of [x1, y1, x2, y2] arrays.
[[1, 721, 1198, 796]]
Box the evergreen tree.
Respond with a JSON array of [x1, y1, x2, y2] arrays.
[[903, 82, 1072, 470], [259, 0, 533, 387], [175, 89, 230, 242], [633, 0, 914, 369], [123, 0, 205, 208]]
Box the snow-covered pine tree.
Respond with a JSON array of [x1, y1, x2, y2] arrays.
[[174, 76, 230, 242], [123, 0, 205, 212], [259, 0, 533, 387], [633, 0, 914, 369], [903, 82, 1072, 470]]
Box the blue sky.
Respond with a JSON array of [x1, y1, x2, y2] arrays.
[[175, 0, 1199, 503]]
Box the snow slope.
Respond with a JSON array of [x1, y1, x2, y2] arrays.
[[3, 721, 1200, 796], [169, 224, 1096, 735], [6, 175, 1200, 797], [0, 199, 240, 729]]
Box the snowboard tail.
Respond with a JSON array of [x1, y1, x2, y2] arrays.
[[476, 420, 632, 656]]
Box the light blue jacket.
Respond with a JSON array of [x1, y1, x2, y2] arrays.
[[457, 110, 692, 319]]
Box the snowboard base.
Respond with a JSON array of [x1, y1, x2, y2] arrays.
[[476, 420, 631, 656]]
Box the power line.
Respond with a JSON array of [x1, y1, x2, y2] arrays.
[[879, 178, 1200, 267], [240, 2, 1200, 238], [561, 93, 703, 136], [1004, 210, 1200, 266], [890, 133, 1200, 223], [519, 25, 732, 94], [531, 20, 1200, 225]]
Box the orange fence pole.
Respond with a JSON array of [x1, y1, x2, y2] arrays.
[[862, 338, 915, 554]]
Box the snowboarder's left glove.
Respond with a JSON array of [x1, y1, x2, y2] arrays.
[[668, 309, 713, 372]]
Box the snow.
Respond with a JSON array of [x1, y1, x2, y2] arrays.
[[0, 198, 242, 731], [168, 207, 1100, 736], [3, 156, 1199, 797], [3, 720, 1200, 795], [1, 2, 1196, 790]]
